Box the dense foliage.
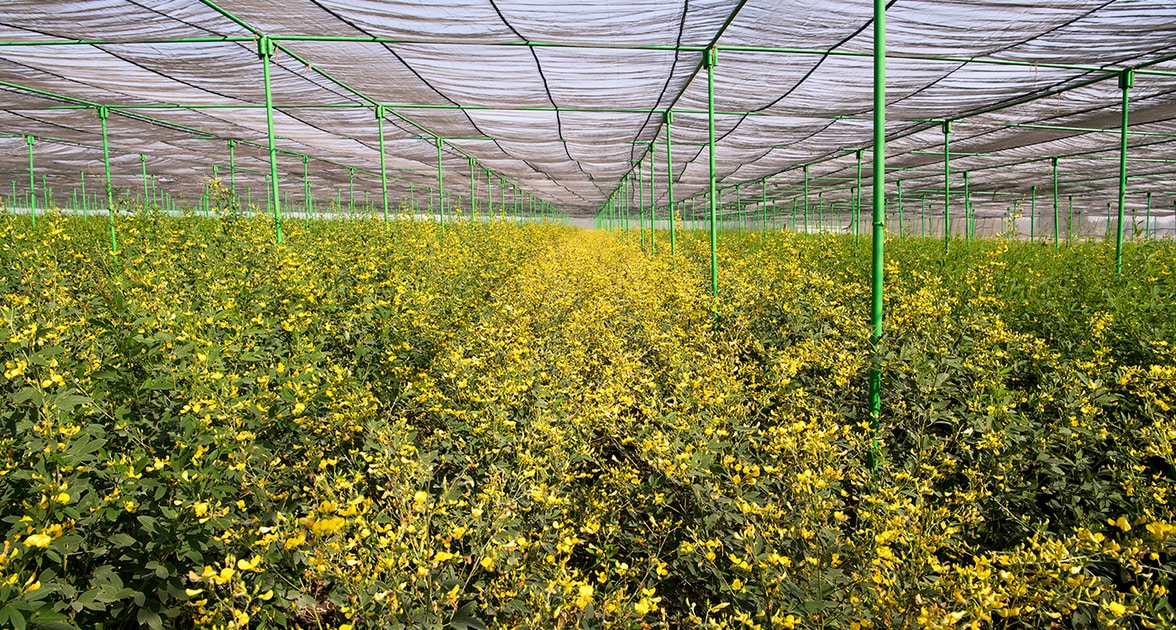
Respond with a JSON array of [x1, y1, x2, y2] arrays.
[[1, 210, 1174, 629]]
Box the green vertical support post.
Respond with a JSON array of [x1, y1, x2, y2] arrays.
[[867, 0, 886, 471], [1067, 195, 1074, 242], [803, 164, 810, 233], [736, 185, 742, 232], [258, 35, 282, 244], [469, 157, 477, 222], [1049, 157, 1059, 246], [80, 171, 87, 218], [436, 137, 445, 229], [410, 182, 416, 214], [818, 191, 824, 232], [920, 194, 926, 237], [639, 161, 649, 250], [665, 111, 676, 255], [347, 168, 355, 217], [942, 120, 951, 249], [705, 46, 718, 300], [963, 172, 971, 240], [302, 155, 311, 228], [139, 154, 148, 208], [1145, 191, 1152, 240], [855, 149, 863, 238], [227, 139, 237, 205], [1030, 185, 1037, 242], [25, 135, 36, 227], [375, 105, 389, 223], [897, 180, 904, 237], [761, 178, 768, 231], [1115, 69, 1133, 274], [650, 142, 656, 254], [97, 106, 117, 259]]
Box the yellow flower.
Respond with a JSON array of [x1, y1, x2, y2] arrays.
[[1107, 601, 1126, 617], [23, 533, 52, 548], [311, 517, 346, 536]]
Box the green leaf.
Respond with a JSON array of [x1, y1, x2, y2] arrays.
[[449, 601, 485, 630]]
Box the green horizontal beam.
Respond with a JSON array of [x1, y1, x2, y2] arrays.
[[2, 34, 1173, 78]]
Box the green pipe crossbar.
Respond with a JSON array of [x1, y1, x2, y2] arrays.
[[7, 33, 1175, 78]]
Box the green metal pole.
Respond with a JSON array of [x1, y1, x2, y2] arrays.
[[897, 179, 903, 237], [666, 111, 676, 255], [258, 36, 282, 243], [868, 0, 886, 472], [761, 177, 768, 231], [436, 136, 445, 229], [963, 172, 971, 241], [347, 168, 355, 217], [1068, 195, 1074, 242], [139, 154, 148, 208], [227, 139, 236, 205], [803, 164, 810, 233], [302, 155, 311, 228], [1058, 156, 1067, 245], [25, 135, 35, 227], [80, 171, 87, 218], [818, 191, 827, 233], [376, 105, 389, 222], [1030, 185, 1037, 242], [817, 190, 824, 232], [638, 160, 645, 251], [921, 194, 926, 237], [706, 47, 718, 300], [1115, 69, 1133, 274], [650, 142, 656, 254], [469, 157, 477, 222], [943, 120, 951, 250], [97, 107, 117, 259], [855, 149, 863, 238], [1145, 191, 1152, 240]]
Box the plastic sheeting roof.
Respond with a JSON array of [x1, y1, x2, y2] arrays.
[[1, 0, 1175, 219]]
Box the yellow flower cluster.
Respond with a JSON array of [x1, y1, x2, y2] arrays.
[[0, 210, 1173, 628]]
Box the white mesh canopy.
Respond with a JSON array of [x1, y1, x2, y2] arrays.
[[1, 0, 1174, 222]]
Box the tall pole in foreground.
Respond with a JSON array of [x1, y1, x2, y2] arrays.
[[259, 36, 282, 243], [706, 47, 718, 301], [942, 120, 951, 250], [377, 105, 389, 222], [98, 106, 117, 260], [1115, 69, 1133, 275], [868, 0, 886, 471], [666, 111, 676, 258], [436, 137, 445, 229]]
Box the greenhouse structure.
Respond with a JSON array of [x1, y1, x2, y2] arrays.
[[2, 1, 1176, 629]]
